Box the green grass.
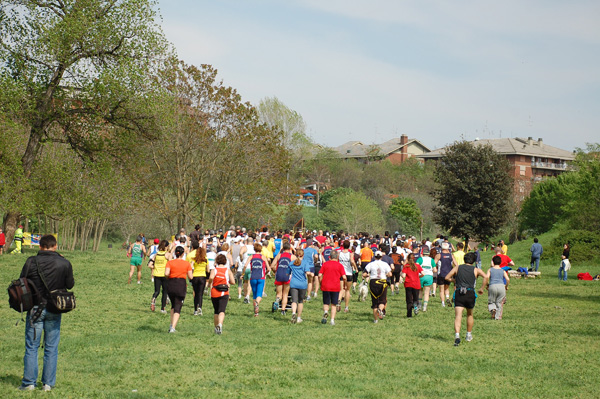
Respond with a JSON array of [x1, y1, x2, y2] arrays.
[[1, 241, 599, 398]]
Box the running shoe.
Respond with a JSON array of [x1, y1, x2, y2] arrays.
[[291, 313, 298, 324], [321, 312, 328, 324], [18, 385, 35, 391], [330, 320, 335, 326], [296, 317, 303, 324], [414, 305, 419, 316], [254, 303, 259, 315], [42, 384, 52, 392], [150, 300, 155, 312], [281, 310, 286, 316], [198, 308, 203, 316], [441, 302, 446, 308], [243, 297, 249, 304], [377, 309, 384, 320], [454, 337, 461, 346], [491, 309, 496, 319], [215, 325, 222, 335], [336, 304, 341, 312], [431, 292, 436, 297], [306, 296, 311, 302], [344, 307, 349, 313], [466, 334, 473, 342], [447, 301, 453, 308], [160, 309, 167, 314], [238, 294, 242, 299], [373, 319, 378, 324], [168, 327, 176, 333], [193, 310, 198, 316]]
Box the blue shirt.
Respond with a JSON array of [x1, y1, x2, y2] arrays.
[[530, 243, 543, 258], [290, 262, 311, 289], [273, 238, 282, 257], [301, 247, 318, 272]]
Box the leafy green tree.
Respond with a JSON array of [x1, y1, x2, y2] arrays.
[[0, 0, 168, 243], [388, 197, 422, 236], [518, 173, 577, 234], [432, 140, 512, 247], [322, 189, 383, 233], [564, 144, 600, 231]]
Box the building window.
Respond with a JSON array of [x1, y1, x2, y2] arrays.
[[520, 165, 526, 176]]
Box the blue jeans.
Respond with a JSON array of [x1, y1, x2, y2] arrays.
[[530, 257, 540, 272], [558, 261, 568, 281], [22, 308, 62, 387]]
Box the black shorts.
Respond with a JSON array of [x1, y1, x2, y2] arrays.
[[167, 278, 187, 313], [369, 279, 388, 309], [437, 275, 450, 286], [453, 290, 476, 309], [352, 271, 359, 283], [322, 291, 339, 306], [314, 266, 321, 275], [211, 295, 229, 314]]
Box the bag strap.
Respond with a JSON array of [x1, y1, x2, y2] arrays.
[[34, 256, 52, 294]]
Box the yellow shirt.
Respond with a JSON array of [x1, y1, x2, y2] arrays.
[[153, 251, 168, 277], [262, 246, 273, 259], [501, 244, 508, 255], [453, 250, 465, 266], [188, 249, 208, 277]]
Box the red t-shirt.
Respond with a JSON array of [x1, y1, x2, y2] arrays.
[[319, 260, 346, 292], [0, 232, 5, 246], [497, 254, 513, 267], [315, 235, 326, 245], [402, 265, 423, 289]]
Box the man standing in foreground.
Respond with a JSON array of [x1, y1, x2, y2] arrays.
[[19, 234, 75, 391], [529, 238, 543, 272], [445, 252, 487, 346]]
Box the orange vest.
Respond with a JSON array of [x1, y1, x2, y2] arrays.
[[211, 265, 230, 297]]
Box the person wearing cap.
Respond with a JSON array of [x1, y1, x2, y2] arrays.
[[417, 247, 437, 312], [436, 242, 456, 307], [127, 235, 147, 284], [12, 224, 24, 254], [363, 250, 392, 323]]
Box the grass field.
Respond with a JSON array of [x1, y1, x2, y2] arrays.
[[1, 236, 599, 398]]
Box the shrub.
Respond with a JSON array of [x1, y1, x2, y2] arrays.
[[542, 230, 600, 263]]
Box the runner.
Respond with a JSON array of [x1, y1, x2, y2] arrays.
[[148, 240, 171, 314], [486, 255, 510, 320], [338, 240, 357, 313], [389, 246, 405, 295], [363, 251, 392, 323], [401, 253, 423, 318], [189, 242, 208, 316], [208, 254, 236, 334], [444, 252, 487, 346], [417, 247, 436, 312], [318, 250, 347, 326], [302, 241, 319, 301], [243, 242, 270, 316], [238, 237, 255, 303], [289, 249, 313, 324], [453, 242, 466, 266], [164, 246, 193, 333], [127, 235, 147, 284], [271, 241, 296, 315], [436, 242, 456, 307]]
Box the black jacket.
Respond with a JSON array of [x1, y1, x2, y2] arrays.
[[20, 250, 75, 313]]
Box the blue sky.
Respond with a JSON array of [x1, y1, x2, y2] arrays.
[[158, 0, 600, 151]]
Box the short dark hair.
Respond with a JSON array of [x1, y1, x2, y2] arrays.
[[464, 252, 477, 265], [492, 255, 502, 266], [215, 254, 227, 265], [39, 234, 57, 249], [534, 237, 538, 243]]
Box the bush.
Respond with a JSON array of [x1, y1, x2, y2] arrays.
[[542, 230, 600, 263]]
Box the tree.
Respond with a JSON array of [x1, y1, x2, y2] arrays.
[[388, 197, 422, 237], [0, 0, 167, 244], [322, 189, 383, 233], [432, 140, 512, 247]]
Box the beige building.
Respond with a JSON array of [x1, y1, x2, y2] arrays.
[[334, 134, 431, 165]]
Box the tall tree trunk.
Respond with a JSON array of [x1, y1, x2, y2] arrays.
[[71, 219, 79, 251], [3, 211, 20, 251]]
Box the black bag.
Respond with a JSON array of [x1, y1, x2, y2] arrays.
[[7, 260, 41, 324], [213, 284, 229, 292], [36, 257, 76, 313]]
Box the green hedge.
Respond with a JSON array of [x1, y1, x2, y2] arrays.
[[542, 230, 600, 263]]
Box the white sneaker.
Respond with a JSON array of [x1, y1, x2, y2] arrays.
[[42, 384, 52, 392], [198, 308, 203, 316], [238, 294, 242, 299], [193, 311, 198, 316], [215, 325, 222, 335], [18, 385, 35, 391], [168, 327, 176, 333], [466, 333, 473, 342], [296, 317, 303, 324], [330, 319, 335, 326]]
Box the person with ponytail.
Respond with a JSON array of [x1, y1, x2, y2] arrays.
[[289, 249, 313, 324], [401, 253, 423, 318], [164, 246, 193, 333], [189, 242, 208, 316]]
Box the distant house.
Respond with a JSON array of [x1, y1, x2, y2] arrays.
[[334, 134, 431, 165], [417, 137, 576, 201]]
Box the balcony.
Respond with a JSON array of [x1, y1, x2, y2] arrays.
[[531, 161, 571, 171]]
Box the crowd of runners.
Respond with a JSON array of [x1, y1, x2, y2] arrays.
[[128, 226, 514, 346]]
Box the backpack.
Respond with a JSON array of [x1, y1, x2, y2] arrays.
[[7, 260, 41, 324]]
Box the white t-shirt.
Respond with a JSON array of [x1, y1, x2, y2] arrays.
[[238, 244, 255, 272], [207, 251, 217, 271], [338, 251, 353, 275], [217, 250, 231, 268], [365, 260, 392, 280], [417, 256, 436, 276]]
